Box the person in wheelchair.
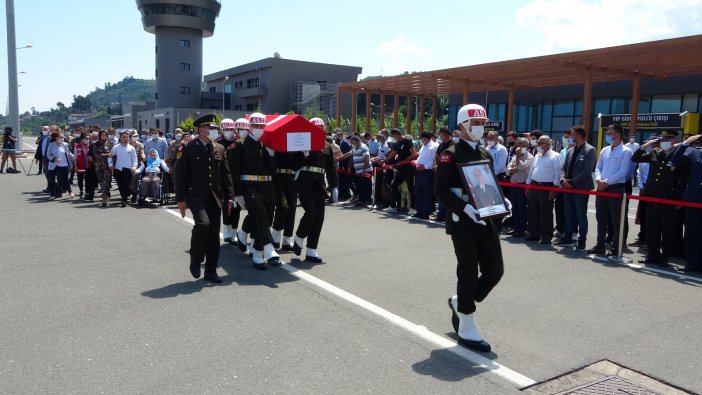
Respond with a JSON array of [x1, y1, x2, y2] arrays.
[[135, 149, 169, 204]]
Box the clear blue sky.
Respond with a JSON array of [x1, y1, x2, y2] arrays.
[[1, 0, 700, 113]]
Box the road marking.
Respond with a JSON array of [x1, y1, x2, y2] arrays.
[[163, 207, 537, 388], [591, 255, 702, 284]]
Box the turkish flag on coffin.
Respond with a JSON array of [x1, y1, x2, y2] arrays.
[[258, 114, 326, 152]]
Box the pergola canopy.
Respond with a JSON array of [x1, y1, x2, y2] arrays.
[[338, 34, 702, 96]]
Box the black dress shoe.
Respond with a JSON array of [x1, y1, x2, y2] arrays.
[[253, 262, 268, 270], [131, 195, 137, 204], [457, 336, 492, 353], [293, 241, 302, 256], [554, 238, 574, 245], [236, 238, 247, 253], [281, 244, 294, 252], [586, 246, 606, 254], [447, 297, 459, 333], [189, 258, 201, 279], [576, 240, 586, 251], [638, 257, 660, 264], [305, 255, 323, 264], [272, 241, 281, 249], [539, 238, 552, 245], [223, 237, 232, 244], [676, 266, 702, 273], [203, 273, 222, 283], [267, 257, 282, 267]]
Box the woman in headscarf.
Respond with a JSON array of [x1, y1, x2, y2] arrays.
[[89, 129, 113, 207], [72, 131, 93, 199], [135, 149, 169, 203]]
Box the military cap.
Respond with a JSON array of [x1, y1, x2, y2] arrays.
[[659, 130, 679, 138], [193, 114, 218, 129]]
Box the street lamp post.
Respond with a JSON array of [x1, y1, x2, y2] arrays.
[[222, 76, 229, 111]]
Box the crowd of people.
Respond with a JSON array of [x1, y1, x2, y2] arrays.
[[10, 116, 702, 276]]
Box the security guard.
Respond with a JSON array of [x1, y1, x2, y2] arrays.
[[175, 114, 234, 283], [230, 113, 281, 269], [632, 130, 688, 266], [435, 104, 509, 353], [292, 118, 338, 262]]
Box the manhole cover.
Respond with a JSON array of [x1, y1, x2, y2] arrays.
[[561, 376, 661, 395]]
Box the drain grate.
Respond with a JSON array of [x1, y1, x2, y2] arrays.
[[561, 376, 661, 395]]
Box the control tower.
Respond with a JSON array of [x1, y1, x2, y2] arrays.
[[136, 0, 221, 109]]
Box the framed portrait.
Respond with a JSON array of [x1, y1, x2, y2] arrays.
[[456, 160, 510, 219]]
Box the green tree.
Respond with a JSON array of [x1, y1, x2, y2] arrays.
[[179, 116, 194, 132], [71, 95, 91, 113]]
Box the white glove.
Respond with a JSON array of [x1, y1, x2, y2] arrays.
[[503, 197, 513, 219], [332, 187, 339, 203], [266, 147, 275, 157], [463, 203, 486, 226], [234, 195, 246, 210], [294, 170, 300, 181], [302, 150, 309, 157]]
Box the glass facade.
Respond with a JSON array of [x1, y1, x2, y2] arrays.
[[140, 4, 218, 24]]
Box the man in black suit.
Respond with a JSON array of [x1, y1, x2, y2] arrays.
[[556, 125, 596, 250], [175, 114, 234, 283]]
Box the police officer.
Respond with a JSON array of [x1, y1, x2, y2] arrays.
[[632, 130, 687, 266], [230, 113, 281, 269], [292, 118, 338, 262], [175, 114, 234, 283], [435, 104, 510, 353]]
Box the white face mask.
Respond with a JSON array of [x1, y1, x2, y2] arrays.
[[660, 141, 672, 150], [42, 130, 49, 136], [207, 130, 219, 140], [73, 133, 80, 138], [451, 136, 460, 144], [251, 127, 264, 139], [239, 130, 248, 139], [175, 134, 182, 141], [468, 125, 484, 142], [530, 139, 537, 147], [224, 131, 234, 140], [387, 137, 396, 144], [537, 146, 544, 155], [130, 136, 137, 143], [629, 137, 636, 143], [487, 140, 495, 148], [108, 135, 115, 140], [151, 134, 159, 140]]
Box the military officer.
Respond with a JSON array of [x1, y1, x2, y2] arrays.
[[669, 134, 702, 272], [271, 149, 303, 250], [435, 103, 509, 353], [218, 118, 241, 245], [632, 130, 688, 266], [175, 114, 234, 283], [292, 118, 338, 262], [230, 113, 281, 269]]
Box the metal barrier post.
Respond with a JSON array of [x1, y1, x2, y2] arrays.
[[371, 168, 376, 208], [614, 192, 627, 263]]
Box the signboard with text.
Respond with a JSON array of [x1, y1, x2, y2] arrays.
[[484, 121, 504, 133], [601, 113, 682, 130]]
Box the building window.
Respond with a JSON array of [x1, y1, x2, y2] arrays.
[[209, 86, 216, 93], [155, 92, 158, 100], [180, 39, 190, 47], [234, 105, 243, 111], [235, 81, 243, 89], [155, 69, 158, 77], [180, 63, 190, 71], [180, 87, 190, 94], [246, 77, 260, 89], [156, 119, 160, 128], [246, 103, 256, 111], [155, 46, 158, 53], [224, 83, 232, 94]]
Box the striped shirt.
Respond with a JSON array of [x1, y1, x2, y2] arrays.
[[352, 143, 371, 174]]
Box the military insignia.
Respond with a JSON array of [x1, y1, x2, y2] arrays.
[[439, 153, 452, 164]]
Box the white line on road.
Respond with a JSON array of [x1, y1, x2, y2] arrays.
[[591, 255, 702, 284], [163, 207, 537, 389]]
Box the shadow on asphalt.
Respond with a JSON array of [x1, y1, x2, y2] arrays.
[[286, 257, 326, 270], [411, 347, 492, 382], [141, 245, 301, 299]]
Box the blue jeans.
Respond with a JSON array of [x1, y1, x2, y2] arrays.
[[509, 185, 528, 233], [564, 192, 589, 242], [414, 170, 434, 218]]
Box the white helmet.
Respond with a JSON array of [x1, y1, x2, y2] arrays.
[[309, 117, 325, 130], [456, 104, 488, 141], [234, 118, 250, 130], [220, 118, 235, 130], [249, 112, 267, 127]]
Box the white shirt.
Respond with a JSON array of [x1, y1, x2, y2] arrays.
[[108, 143, 138, 170], [416, 141, 438, 169], [378, 142, 390, 160], [526, 149, 562, 185], [595, 143, 633, 185], [488, 143, 508, 174]]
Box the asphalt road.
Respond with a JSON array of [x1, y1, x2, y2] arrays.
[[1, 158, 700, 394]]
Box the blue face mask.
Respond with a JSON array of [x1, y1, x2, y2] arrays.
[[605, 135, 614, 145]]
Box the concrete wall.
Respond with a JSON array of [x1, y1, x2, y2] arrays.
[[154, 27, 203, 108]]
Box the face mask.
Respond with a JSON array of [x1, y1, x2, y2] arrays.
[[251, 128, 264, 139], [224, 131, 234, 140], [507, 141, 515, 147], [151, 134, 159, 140], [73, 133, 80, 138], [130, 136, 137, 143], [57, 138, 64, 144], [467, 125, 484, 141], [605, 135, 614, 145], [529, 139, 537, 147], [660, 141, 672, 150], [208, 130, 219, 140], [487, 141, 495, 148], [42, 130, 49, 136], [536, 146, 544, 155], [175, 134, 182, 141], [83, 139, 90, 145], [387, 137, 396, 144], [108, 135, 115, 140], [521, 150, 528, 157], [629, 137, 635, 143], [239, 130, 248, 139], [140, 135, 146, 140], [452, 136, 460, 144]]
